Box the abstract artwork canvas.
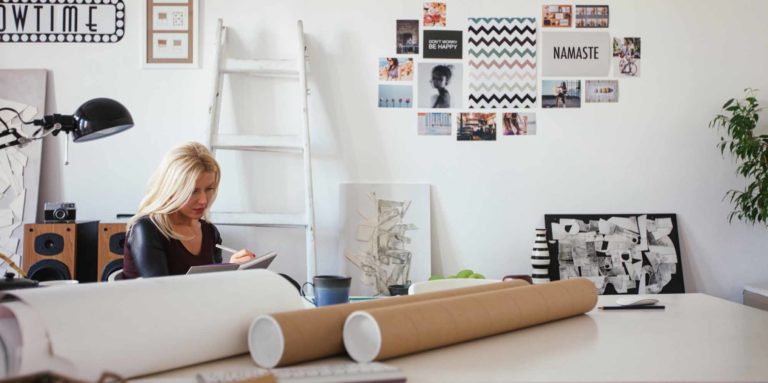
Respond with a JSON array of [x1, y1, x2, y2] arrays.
[[0, 70, 46, 276], [341, 184, 431, 296], [545, 214, 684, 295], [467, 17, 536, 108]]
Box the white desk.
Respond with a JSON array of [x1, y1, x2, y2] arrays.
[[148, 294, 768, 382]]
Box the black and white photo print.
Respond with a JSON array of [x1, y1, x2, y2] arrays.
[[418, 62, 463, 109]]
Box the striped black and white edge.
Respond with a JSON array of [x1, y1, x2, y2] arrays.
[[531, 228, 550, 284]]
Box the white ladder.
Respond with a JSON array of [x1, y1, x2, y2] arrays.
[[206, 19, 317, 282]]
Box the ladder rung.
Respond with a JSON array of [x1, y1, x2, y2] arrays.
[[212, 134, 304, 151], [222, 58, 299, 77], [210, 212, 307, 227]]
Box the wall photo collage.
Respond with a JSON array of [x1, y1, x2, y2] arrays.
[[377, 2, 641, 141]]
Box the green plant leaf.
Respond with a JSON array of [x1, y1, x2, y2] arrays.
[[711, 89, 768, 226]]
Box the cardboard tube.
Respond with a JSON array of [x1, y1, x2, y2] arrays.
[[343, 278, 597, 362], [249, 279, 529, 367]]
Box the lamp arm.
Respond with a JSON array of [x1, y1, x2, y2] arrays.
[[0, 128, 32, 150], [0, 108, 71, 150]]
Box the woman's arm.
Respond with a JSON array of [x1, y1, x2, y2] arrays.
[[127, 218, 170, 277]]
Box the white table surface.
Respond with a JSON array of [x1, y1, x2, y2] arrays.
[[144, 293, 768, 382]]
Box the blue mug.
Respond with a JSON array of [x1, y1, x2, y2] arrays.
[[301, 275, 351, 307]]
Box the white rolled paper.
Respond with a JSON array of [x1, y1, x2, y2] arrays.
[[0, 270, 304, 381]]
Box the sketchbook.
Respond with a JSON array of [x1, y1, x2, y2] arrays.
[[187, 251, 278, 274]]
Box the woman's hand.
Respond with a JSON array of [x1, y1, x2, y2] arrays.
[[229, 249, 256, 264]]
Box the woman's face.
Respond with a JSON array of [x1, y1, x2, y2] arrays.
[[431, 74, 448, 89], [176, 171, 216, 221]]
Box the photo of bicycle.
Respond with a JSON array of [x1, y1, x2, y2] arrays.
[[612, 37, 641, 77]]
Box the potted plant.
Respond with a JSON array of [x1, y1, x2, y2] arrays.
[[709, 89, 768, 225]]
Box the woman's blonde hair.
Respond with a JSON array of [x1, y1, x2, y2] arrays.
[[127, 142, 221, 239]]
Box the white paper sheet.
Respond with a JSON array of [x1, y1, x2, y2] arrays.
[[8, 191, 24, 221], [0, 210, 12, 227], [0, 153, 18, 196], [0, 177, 9, 197], [0, 270, 305, 380]]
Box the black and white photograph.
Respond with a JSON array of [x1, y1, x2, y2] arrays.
[[396, 20, 419, 54], [542, 80, 581, 108], [545, 214, 685, 295], [418, 63, 463, 108]]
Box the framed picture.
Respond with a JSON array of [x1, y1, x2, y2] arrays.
[[544, 214, 685, 295], [143, 0, 198, 68]]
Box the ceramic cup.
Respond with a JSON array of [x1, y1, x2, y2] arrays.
[[301, 275, 351, 307]]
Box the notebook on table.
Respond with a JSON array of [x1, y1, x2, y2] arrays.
[[187, 251, 278, 274]]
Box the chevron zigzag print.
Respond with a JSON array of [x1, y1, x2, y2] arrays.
[[468, 17, 537, 109]]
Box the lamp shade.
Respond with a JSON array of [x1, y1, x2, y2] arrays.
[[71, 98, 134, 142]]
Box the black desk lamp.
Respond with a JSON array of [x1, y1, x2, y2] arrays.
[[0, 97, 134, 150]]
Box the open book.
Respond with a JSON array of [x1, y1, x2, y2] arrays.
[[187, 251, 277, 274]]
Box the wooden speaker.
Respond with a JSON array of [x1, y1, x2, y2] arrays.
[[23, 222, 98, 282], [98, 223, 126, 282]]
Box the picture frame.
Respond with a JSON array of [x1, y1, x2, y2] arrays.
[[142, 0, 199, 68], [544, 214, 685, 295]]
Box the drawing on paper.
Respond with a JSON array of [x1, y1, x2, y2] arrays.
[[545, 214, 685, 295], [341, 184, 431, 296], [467, 17, 536, 108]]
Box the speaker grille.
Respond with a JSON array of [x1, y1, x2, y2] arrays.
[[34, 233, 65, 256], [108, 232, 126, 255], [101, 259, 124, 282], [28, 259, 72, 281]]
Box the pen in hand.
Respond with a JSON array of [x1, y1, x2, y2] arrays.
[[215, 244, 238, 254], [215, 244, 255, 264]]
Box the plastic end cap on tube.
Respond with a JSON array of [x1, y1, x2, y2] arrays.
[[343, 311, 382, 363], [249, 315, 285, 368]]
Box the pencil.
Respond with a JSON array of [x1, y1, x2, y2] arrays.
[[598, 305, 665, 310], [215, 244, 238, 254]]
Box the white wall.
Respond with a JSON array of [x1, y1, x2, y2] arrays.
[[2, 0, 767, 302]]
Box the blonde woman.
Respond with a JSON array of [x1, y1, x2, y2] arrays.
[[122, 142, 255, 278]]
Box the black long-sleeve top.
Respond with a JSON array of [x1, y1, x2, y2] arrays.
[[122, 216, 223, 278]]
